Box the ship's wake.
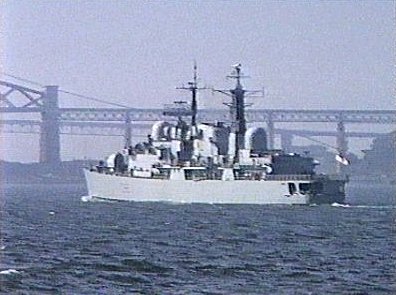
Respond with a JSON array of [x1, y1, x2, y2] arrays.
[[331, 202, 351, 208], [331, 202, 395, 209], [81, 195, 93, 202], [80, 195, 118, 203], [0, 269, 20, 275]]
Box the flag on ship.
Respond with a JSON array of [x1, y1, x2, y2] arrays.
[[335, 154, 350, 166]]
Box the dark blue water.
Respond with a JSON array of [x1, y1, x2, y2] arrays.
[[1, 182, 395, 294]]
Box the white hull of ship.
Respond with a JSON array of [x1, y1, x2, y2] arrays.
[[84, 169, 312, 205]]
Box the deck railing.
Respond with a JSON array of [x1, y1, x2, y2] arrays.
[[263, 174, 313, 181]]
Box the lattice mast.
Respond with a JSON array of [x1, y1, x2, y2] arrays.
[[214, 64, 260, 162], [176, 62, 206, 137], [229, 64, 246, 155]]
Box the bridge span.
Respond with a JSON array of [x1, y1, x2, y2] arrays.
[[1, 81, 395, 165]]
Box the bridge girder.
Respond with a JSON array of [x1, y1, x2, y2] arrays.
[[0, 120, 389, 138], [56, 108, 396, 124], [0, 81, 44, 109]]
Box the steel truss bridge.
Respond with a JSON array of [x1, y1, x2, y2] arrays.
[[1, 80, 395, 165]]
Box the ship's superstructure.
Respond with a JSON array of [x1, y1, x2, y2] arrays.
[[84, 65, 347, 204]]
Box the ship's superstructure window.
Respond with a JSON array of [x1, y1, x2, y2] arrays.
[[299, 183, 311, 194], [184, 168, 207, 180], [288, 183, 297, 195]]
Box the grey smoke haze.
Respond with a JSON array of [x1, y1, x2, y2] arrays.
[[1, 1, 394, 162]]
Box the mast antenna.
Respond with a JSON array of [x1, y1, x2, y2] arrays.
[[176, 61, 208, 129]]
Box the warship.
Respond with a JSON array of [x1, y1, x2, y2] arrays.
[[84, 64, 347, 204]]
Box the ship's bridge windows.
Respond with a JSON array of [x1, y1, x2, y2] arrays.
[[298, 183, 311, 194], [288, 183, 297, 195]]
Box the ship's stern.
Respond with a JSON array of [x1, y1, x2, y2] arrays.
[[309, 175, 348, 204]]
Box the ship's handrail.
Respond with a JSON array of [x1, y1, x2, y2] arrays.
[[263, 174, 313, 181], [91, 165, 346, 183], [314, 174, 349, 181]]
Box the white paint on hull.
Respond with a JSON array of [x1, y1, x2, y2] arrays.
[[84, 170, 311, 205]]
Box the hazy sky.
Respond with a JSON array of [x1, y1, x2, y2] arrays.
[[1, 1, 395, 162]]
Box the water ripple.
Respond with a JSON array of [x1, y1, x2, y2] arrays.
[[1, 183, 395, 294]]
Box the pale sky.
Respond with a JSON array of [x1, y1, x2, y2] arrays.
[[1, 1, 395, 162]]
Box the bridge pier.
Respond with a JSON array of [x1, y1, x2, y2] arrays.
[[266, 113, 275, 150], [336, 120, 348, 173], [124, 111, 132, 148], [280, 133, 293, 152], [39, 86, 61, 165]]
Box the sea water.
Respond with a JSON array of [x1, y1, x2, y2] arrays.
[[1, 182, 395, 294]]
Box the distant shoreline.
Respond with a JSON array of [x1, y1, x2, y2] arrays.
[[0, 160, 95, 185]]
